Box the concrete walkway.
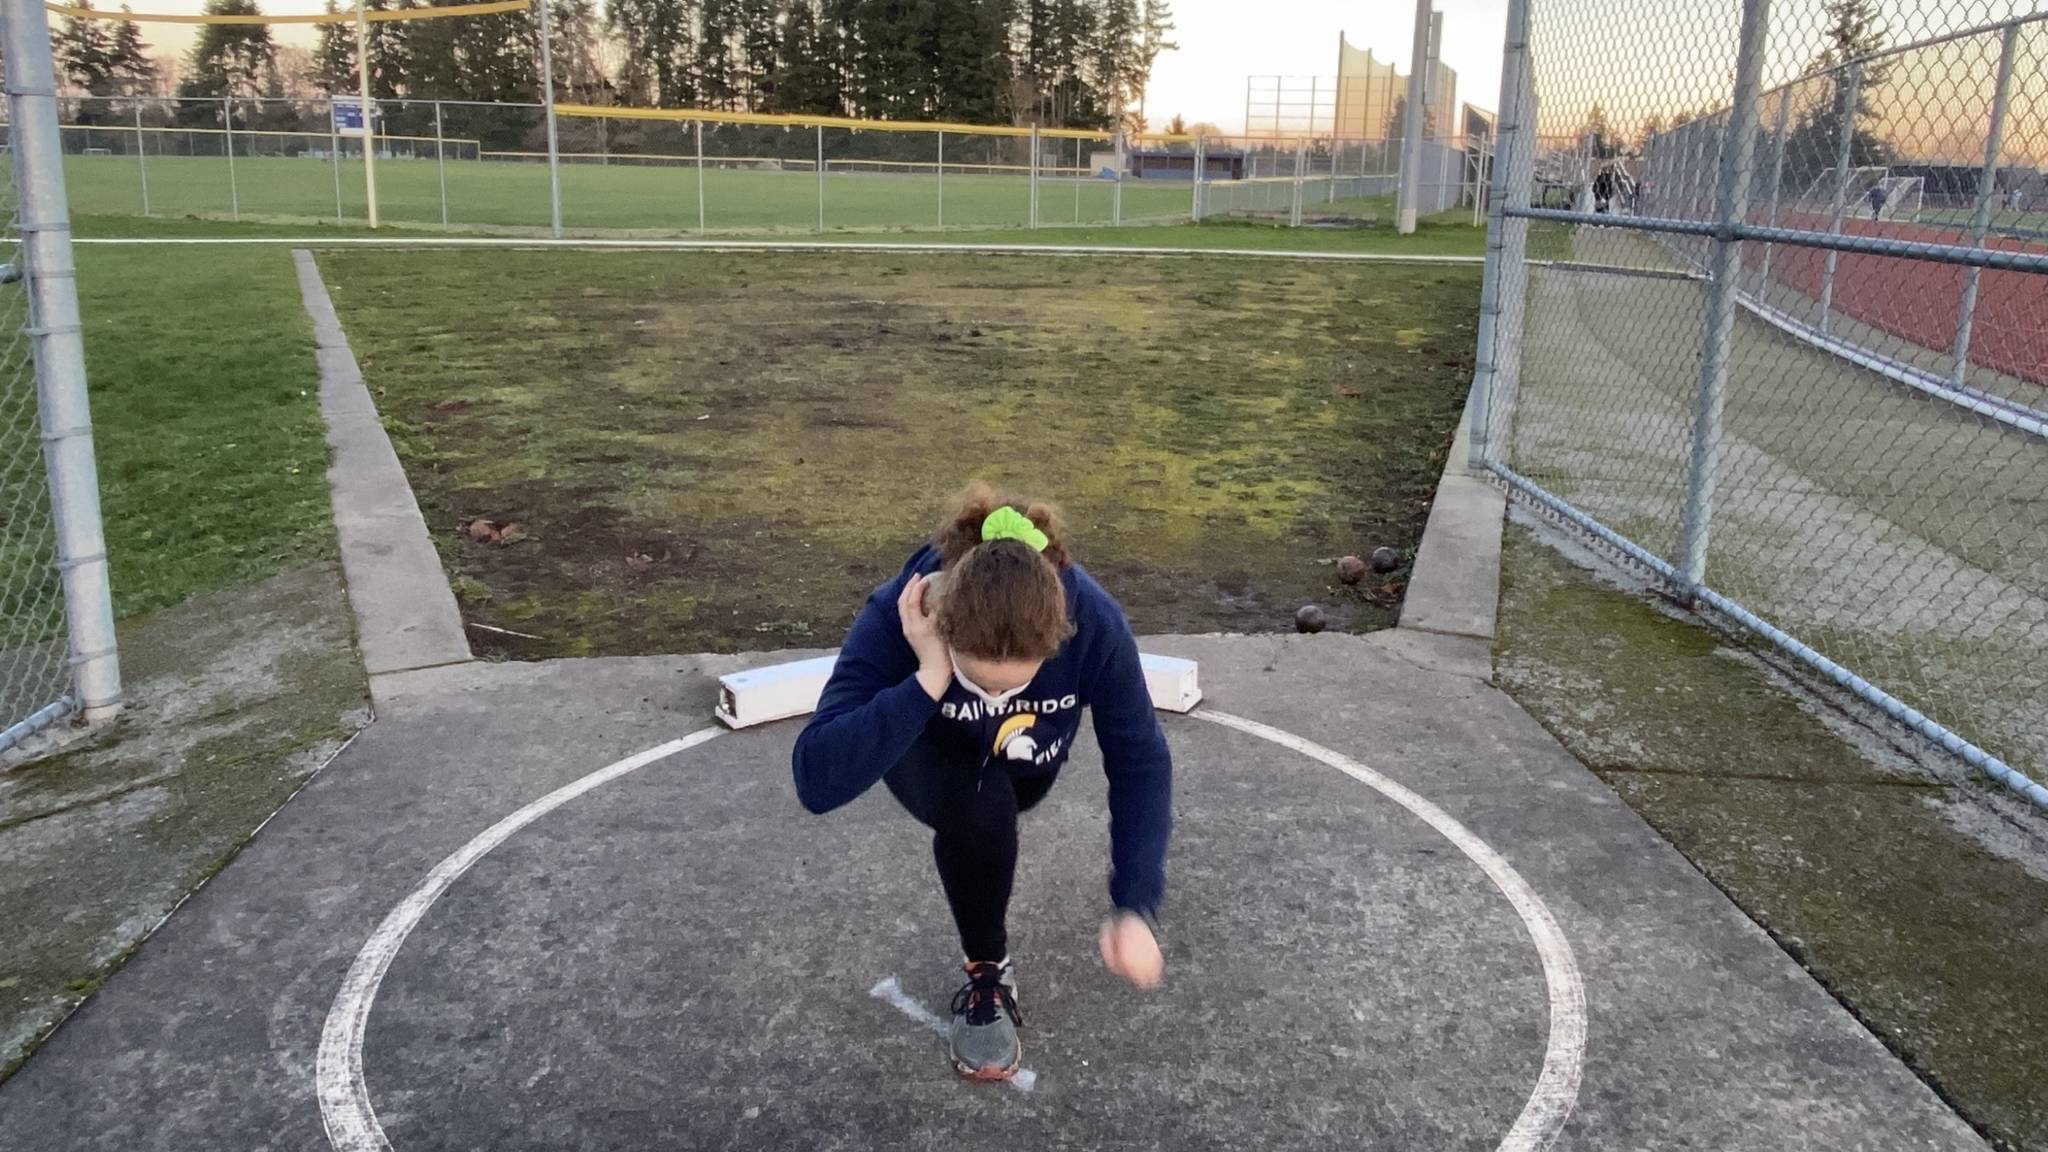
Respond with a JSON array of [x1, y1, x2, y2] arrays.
[[294, 250, 471, 688]]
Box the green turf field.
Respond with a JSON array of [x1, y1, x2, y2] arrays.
[[57, 152, 1241, 234]]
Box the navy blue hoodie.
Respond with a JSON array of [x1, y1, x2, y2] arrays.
[[791, 545, 1173, 915]]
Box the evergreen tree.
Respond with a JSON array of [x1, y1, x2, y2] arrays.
[[54, 3, 118, 108], [176, 0, 279, 118], [312, 0, 355, 93], [109, 14, 158, 96], [549, 0, 611, 102], [697, 0, 739, 108], [1130, 0, 1172, 133], [931, 0, 1008, 121], [608, 0, 697, 106], [1090, 0, 1138, 127], [1783, 0, 1892, 189], [734, 0, 780, 109]]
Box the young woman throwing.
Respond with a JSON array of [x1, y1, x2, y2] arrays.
[[792, 485, 1173, 1082]]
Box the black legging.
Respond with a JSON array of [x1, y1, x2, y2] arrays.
[[885, 747, 1059, 962]]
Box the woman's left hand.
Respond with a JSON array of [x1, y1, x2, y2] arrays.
[[1099, 912, 1163, 989]]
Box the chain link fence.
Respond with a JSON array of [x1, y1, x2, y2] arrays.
[[1, 93, 1498, 237], [0, 0, 121, 751], [1472, 0, 2048, 806]]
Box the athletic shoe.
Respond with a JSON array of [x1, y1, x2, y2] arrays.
[[948, 959, 1023, 1081]]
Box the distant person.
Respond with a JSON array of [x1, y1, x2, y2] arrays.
[[1867, 181, 1888, 220], [1593, 166, 1616, 214], [792, 483, 1171, 1083]]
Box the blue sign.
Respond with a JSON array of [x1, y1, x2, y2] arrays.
[[331, 96, 367, 136]]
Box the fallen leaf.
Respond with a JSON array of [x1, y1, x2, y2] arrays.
[[465, 518, 499, 543], [497, 522, 526, 544]]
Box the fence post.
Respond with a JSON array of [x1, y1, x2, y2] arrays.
[[329, 98, 344, 223], [1468, 0, 1529, 471], [1072, 137, 1081, 223], [1029, 124, 1040, 228], [1191, 134, 1206, 221], [353, 1, 379, 228], [937, 129, 945, 228], [536, 0, 562, 237], [1290, 139, 1305, 226], [434, 99, 449, 230], [1951, 23, 2018, 389], [1755, 85, 1791, 296], [223, 96, 240, 221], [1111, 131, 1123, 226], [1676, 0, 1772, 596], [816, 124, 825, 232], [1818, 62, 1862, 335], [1, 0, 121, 723], [695, 119, 706, 235], [132, 99, 150, 216], [1396, 0, 1429, 233]]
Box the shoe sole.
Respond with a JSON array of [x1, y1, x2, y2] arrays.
[[952, 1054, 1021, 1082]]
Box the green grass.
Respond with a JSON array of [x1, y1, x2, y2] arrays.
[[72, 206, 1489, 257], [319, 248, 1477, 657], [64, 152, 1202, 234], [75, 245, 335, 616], [55, 153, 1481, 248]]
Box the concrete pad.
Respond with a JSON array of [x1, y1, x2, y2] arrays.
[[293, 250, 472, 680], [0, 635, 1980, 1150], [1400, 388, 1509, 641]]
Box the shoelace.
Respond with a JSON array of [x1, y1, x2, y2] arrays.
[[950, 963, 1023, 1028]]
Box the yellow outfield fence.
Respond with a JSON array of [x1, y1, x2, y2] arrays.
[[479, 149, 1095, 178], [554, 102, 1194, 145], [45, 0, 529, 23]]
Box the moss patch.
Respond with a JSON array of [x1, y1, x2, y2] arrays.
[[1496, 520, 2048, 1149], [0, 562, 368, 1081]]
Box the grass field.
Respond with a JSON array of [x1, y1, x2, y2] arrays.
[[317, 248, 1477, 657], [54, 152, 1247, 235], [72, 207, 1490, 256], [72, 245, 336, 617]]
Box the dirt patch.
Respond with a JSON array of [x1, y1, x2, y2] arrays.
[[326, 251, 1469, 656], [1495, 515, 2048, 1150], [0, 562, 368, 1080]]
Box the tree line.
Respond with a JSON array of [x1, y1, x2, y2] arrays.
[[55, 0, 1176, 134]]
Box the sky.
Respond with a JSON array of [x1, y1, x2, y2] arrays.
[[123, 0, 1513, 134], [1144, 0, 1509, 132]]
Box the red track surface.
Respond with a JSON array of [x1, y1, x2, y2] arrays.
[[1749, 212, 2048, 387]]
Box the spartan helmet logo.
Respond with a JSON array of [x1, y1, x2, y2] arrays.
[[994, 714, 1040, 762]]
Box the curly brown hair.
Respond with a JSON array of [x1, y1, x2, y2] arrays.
[[932, 482, 1073, 662]]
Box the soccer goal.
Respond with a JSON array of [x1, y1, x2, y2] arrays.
[[1797, 166, 1924, 221]]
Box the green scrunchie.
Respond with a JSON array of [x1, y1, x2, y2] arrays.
[[981, 506, 1049, 552]]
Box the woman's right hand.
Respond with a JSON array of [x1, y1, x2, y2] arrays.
[[899, 574, 952, 700]]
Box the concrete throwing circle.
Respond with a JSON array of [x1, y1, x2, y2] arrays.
[[316, 711, 1583, 1151]]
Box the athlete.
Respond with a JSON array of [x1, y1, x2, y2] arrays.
[[792, 484, 1172, 1081]]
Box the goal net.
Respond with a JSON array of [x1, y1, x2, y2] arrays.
[[1796, 166, 1924, 221]]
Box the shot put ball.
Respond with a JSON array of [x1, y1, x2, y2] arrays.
[[1295, 604, 1328, 633], [1336, 555, 1367, 585], [1370, 546, 1399, 573]]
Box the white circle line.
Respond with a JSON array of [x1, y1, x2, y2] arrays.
[[315, 728, 726, 1152], [316, 712, 1585, 1152], [1191, 708, 1586, 1152]]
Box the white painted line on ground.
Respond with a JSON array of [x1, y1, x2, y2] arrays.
[[317, 709, 1582, 1150], [73, 235, 1484, 264], [315, 728, 725, 1152], [1193, 709, 1587, 1152], [868, 976, 1038, 1093]]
